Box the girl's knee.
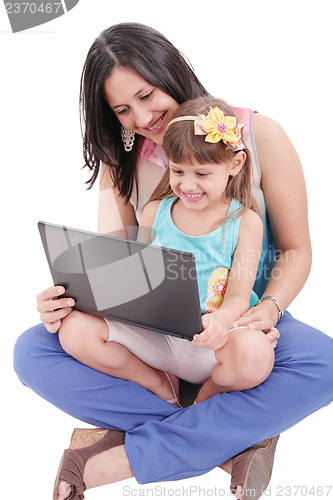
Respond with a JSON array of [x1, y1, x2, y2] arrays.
[[237, 329, 275, 384], [58, 311, 80, 354], [215, 328, 274, 387], [58, 310, 106, 355]]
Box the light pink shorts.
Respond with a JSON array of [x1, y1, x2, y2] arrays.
[[105, 318, 217, 384]]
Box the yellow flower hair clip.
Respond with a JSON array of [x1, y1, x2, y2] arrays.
[[166, 106, 245, 152], [194, 107, 245, 151]]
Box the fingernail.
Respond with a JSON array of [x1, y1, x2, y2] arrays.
[[233, 322, 239, 328], [66, 299, 74, 306], [57, 287, 64, 294], [67, 307, 73, 312], [248, 323, 256, 329]]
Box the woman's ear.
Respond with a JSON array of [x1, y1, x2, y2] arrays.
[[231, 151, 247, 177]]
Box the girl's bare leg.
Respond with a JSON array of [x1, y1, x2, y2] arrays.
[[196, 328, 275, 402], [59, 310, 176, 401]]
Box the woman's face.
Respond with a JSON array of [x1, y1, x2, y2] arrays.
[[103, 67, 179, 145]]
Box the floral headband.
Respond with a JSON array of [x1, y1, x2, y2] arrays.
[[166, 106, 246, 152]]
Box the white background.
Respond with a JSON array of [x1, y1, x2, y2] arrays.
[[1, 1, 333, 499]]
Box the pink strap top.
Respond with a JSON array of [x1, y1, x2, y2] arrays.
[[130, 107, 265, 221]]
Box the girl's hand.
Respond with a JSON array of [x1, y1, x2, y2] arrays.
[[36, 286, 75, 333], [192, 314, 229, 351], [232, 302, 280, 347]]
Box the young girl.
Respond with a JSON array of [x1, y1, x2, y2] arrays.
[[58, 97, 275, 404]]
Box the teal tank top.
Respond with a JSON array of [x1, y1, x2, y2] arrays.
[[152, 197, 259, 315]]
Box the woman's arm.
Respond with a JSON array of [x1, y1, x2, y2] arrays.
[[136, 200, 160, 243], [98, 162, 138, 237], [236, 114, 312, 331]]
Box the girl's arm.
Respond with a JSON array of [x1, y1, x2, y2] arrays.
[[98, 162, 138, 237], [235, 114, 312, 331], [216, 209, 263, 325], [193, 209, 263, 350]]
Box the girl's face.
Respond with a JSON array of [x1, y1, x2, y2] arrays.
[[103, 67, 179, 145], [169, 155, 244, 211]]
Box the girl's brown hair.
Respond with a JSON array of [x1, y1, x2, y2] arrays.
[[149, 97, 258, 224]]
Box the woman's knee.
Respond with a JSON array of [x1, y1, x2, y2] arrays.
[[13, 323, 57, 386], [301, 330, 333, 402], [277, 317, 333, 401]]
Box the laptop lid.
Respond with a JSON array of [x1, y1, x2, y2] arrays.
[[38, 222, 203, 340]]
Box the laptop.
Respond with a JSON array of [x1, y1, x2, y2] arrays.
[[38, 222, 203, 340]]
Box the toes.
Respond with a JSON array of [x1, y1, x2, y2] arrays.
[[235, 485, 244, 500], [57, 480, 71, 499]]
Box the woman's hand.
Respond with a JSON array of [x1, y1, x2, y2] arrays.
[[192, 313, 229, 351], [36, 286, 75, 333], [232, 301, 280, 347]]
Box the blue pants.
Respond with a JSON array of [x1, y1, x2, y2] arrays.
[[13, 314, 333, 484]]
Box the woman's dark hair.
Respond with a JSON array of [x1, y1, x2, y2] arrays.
[[80, 22, 209, 200]]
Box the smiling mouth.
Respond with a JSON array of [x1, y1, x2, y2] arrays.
[[146, 112, 166, 131], [181, 190, 205, 200]]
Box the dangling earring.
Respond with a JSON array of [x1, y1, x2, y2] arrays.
[[121, 126, 135, 152]]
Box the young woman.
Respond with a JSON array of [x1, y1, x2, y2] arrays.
[[14, 23, 333, 500]]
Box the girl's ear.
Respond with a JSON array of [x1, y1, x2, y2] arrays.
[[231, 151, 246, 177]]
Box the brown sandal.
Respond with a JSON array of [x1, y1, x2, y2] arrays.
[[230, 435, 280, 499], [53, 428, 125, 500]]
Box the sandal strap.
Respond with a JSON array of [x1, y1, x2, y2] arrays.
[[54, 429, 125, 500], [58, 449, 87, 499], [230, 447, 256, 492], [165, 372, 180, 405], [230, 435, 280, 497]]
